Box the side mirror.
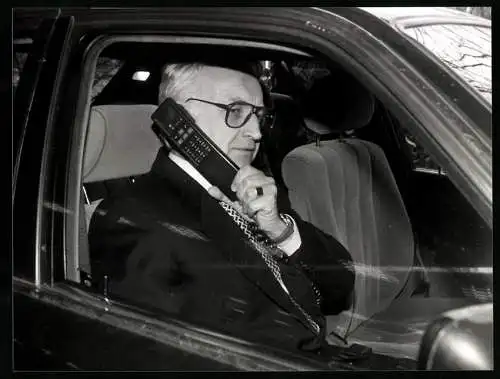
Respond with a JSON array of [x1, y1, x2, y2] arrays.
[[418, 303, 493, 370]]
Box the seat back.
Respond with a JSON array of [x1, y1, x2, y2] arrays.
[[263, 93, 308, 186], [282, 73, 415, 335], [283, 140, 414, 333], [79, 104, 160, 276], [83, 104, 160, 184]]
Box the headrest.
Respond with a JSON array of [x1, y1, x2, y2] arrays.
[[270, 92, 301, 113], [83, 104, 161, 183], [303, 71, 375, 135]]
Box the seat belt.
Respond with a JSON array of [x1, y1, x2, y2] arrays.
[[395, 235, 430, 299]]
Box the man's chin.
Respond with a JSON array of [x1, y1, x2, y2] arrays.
[[230, 150, 254, 168]]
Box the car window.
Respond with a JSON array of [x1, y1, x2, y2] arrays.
[[91, 57, 124, 102], [290, 59, 331, 92], [13, 38, 32, 97], [402, 24, 491, 103], [13, 38, 33, 164], [65, 39, 491, 367], [398, 128, 492, 304], [402, 130, 447, 175]]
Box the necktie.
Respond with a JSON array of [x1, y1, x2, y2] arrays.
[[218, 201, 321, 335]]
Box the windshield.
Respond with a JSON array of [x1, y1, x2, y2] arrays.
[[403, 24, 491, 104]]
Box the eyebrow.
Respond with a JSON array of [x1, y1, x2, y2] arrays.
[[227, 97, 264, 108], [228, 96, 251, 103]]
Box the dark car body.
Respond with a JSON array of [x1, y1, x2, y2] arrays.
[[12, 7, 491, 371]]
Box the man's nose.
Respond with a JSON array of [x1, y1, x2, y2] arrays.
[[242, 114, 262, 141]]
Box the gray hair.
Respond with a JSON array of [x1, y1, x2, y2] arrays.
[[158, 62, 262, 104], [158, 63, 205, 104]]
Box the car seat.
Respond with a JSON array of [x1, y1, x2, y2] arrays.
[[79, 104, 160, 277], [262, 92, 309, 187], [281, 73, 426, 337]]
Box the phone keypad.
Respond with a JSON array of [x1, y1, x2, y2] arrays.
[[184, 134, 212, 166], [167, 121, 212, 167]]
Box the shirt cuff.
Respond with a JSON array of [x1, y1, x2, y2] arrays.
[[278, 216, 302, 256]]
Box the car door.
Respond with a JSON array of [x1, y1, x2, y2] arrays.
[[11, 9, 334, 371], [11, 11, 238, 372], [12, 7, 491, 371], [330, 7, 492, 299], [13, 11, 76, 369]]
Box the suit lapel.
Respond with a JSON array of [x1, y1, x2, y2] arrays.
[[200, 192, 314, 331]]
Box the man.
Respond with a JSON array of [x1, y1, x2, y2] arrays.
[[89, 61, 355, 353]]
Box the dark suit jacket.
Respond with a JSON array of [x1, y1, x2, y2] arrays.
[[89, 149, 355, 352]]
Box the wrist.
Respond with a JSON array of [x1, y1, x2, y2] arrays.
[[264, 219, 288, 240], [267, 214, 294, 243]]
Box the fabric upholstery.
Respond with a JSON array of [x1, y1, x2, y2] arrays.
[[80, 104, 161, 276], [263, 92, 308, 186], [282, 139, 415, 335], [83, 104, 161, 183]]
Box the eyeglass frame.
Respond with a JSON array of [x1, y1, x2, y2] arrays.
[[185, 97, 274, 129]]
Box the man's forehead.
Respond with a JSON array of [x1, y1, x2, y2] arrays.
[[197, 66, 263, 103]]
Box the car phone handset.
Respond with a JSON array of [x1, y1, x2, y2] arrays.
[[151, 97, 239, 201]]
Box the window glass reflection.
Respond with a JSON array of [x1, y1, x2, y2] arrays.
[[404, 24, 491, 103]]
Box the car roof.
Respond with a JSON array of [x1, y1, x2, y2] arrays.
[[359, 7, 490, 28]]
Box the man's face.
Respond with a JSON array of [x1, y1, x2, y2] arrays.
[[179, 66, 263, 168]]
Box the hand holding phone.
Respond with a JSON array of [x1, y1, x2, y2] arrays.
[[231, 165, 287, 240], [151, 98, 288, 240]]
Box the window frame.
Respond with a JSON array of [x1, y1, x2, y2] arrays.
[[13, 16, 74, 283], [64, 35, 312, 283], [63, 32, 492, 296], [50, 11, 490, 291], [59, 28, 492, 326], [63, 28, 493, 287]]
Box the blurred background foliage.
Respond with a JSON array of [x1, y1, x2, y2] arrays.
[[452, 7, 491, 19]]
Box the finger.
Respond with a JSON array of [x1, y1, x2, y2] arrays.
[[232, 201, 254, 223], [231, 200, 244, 214], [241, 180, 277, 204], [243, 195, 276, 218], [236, 176, 275, 202], [208, 186, 232, 204], [231, 165, 260, 192], [234, 173, 261, 201]]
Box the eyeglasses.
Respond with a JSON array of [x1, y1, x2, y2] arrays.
[[186, 97, 274, 129]]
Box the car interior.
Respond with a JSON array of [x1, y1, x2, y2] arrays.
[[74, 39, 487, 360]]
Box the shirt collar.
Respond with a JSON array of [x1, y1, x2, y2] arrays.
[[167, 150, 213, 191]]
